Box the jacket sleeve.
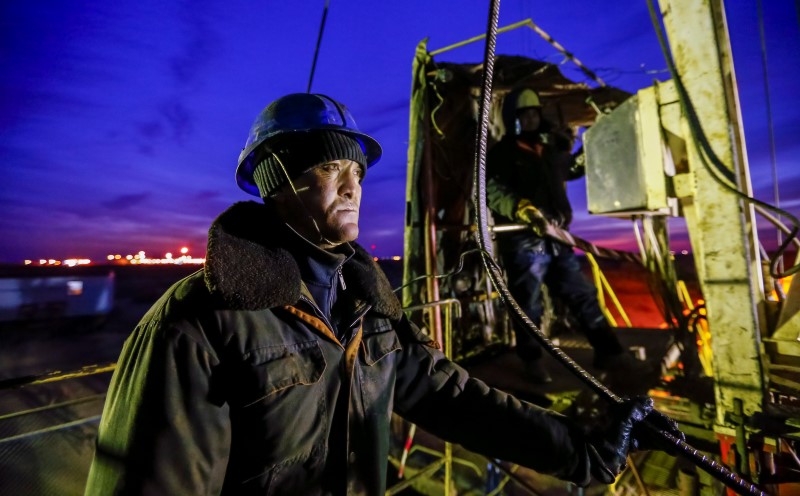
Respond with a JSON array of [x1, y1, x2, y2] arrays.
[[391, 316, 593, 486], [84, 317, 230, 495], [486, 143, 524, 221]]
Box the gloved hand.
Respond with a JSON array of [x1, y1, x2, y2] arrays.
[[515, 199, 548, 236], [632, 403, 686, 455], [587, 396, 685, 484], [573, 146, 586, 167]]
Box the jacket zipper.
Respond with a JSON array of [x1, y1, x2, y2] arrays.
[[298, 295, 371, 347], [326, 266, 346, 330], [299, 294, 338, 338]]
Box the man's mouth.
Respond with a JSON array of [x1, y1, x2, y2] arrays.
[[335, 204, 359, 213]]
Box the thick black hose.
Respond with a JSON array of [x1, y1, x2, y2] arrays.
[[469, 0, 766, 494]]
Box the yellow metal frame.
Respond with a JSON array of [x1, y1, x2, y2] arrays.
[[585, 252, 632, 328]]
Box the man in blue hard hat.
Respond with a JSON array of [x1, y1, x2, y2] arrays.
[[84, 93, 681, 495]]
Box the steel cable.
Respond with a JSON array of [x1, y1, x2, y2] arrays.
[[469, 0, 766, 494]]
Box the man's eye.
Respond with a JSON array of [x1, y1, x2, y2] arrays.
[[321, 163, 340, 172]]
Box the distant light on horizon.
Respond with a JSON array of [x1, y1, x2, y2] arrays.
[[64, 259, 91, 267], [126, 246, 204, 265], [18, 246, 203, 268], [130, 254, 204, 265], [30, 258, 91, 267]]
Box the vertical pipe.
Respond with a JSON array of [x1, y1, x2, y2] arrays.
[[422, 122, 443, 345], [443, 303, 452, 495]]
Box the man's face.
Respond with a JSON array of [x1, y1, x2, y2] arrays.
[[274, 159, 364, 248], [517, 107, 541, 133]]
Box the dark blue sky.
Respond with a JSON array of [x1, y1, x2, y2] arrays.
[[1, 1, 798, 263]]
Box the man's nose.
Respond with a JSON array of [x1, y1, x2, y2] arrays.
[[339, 170, 361, 199]]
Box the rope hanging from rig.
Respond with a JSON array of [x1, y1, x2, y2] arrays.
[[469, 0, 765, 494]]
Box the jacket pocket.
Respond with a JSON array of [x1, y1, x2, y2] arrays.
[[236, 340, 326, 407], [357, 329, 401, 416], [361, 328, 401, 366]]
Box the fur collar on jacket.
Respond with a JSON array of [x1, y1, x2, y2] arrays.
[[203, 201, 403, 320]]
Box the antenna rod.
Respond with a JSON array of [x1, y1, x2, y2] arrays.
[[307, 0, 330, 93]]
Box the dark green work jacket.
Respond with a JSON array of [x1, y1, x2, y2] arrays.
[[85, 201, 594, 495]]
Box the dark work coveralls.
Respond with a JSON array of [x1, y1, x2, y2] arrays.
[[486, 131, 625, 363]]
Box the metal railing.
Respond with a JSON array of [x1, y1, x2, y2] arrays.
[[0, 363, 113, 495]]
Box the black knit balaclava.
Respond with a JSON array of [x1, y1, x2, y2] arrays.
[[252, 130, 367, 199]]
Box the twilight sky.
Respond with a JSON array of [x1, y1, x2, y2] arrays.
[[1, 1, 798, 263]]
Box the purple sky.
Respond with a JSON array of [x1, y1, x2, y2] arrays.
[[1, 1, 798, 263]]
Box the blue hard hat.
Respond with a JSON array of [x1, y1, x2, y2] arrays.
[[236, 93, 382, 196]]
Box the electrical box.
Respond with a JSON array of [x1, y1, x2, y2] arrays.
[[584, 85, 670, 216]]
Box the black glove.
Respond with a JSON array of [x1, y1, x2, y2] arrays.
[[632, 405, 686, 455], [587, 397, 685, 484]]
